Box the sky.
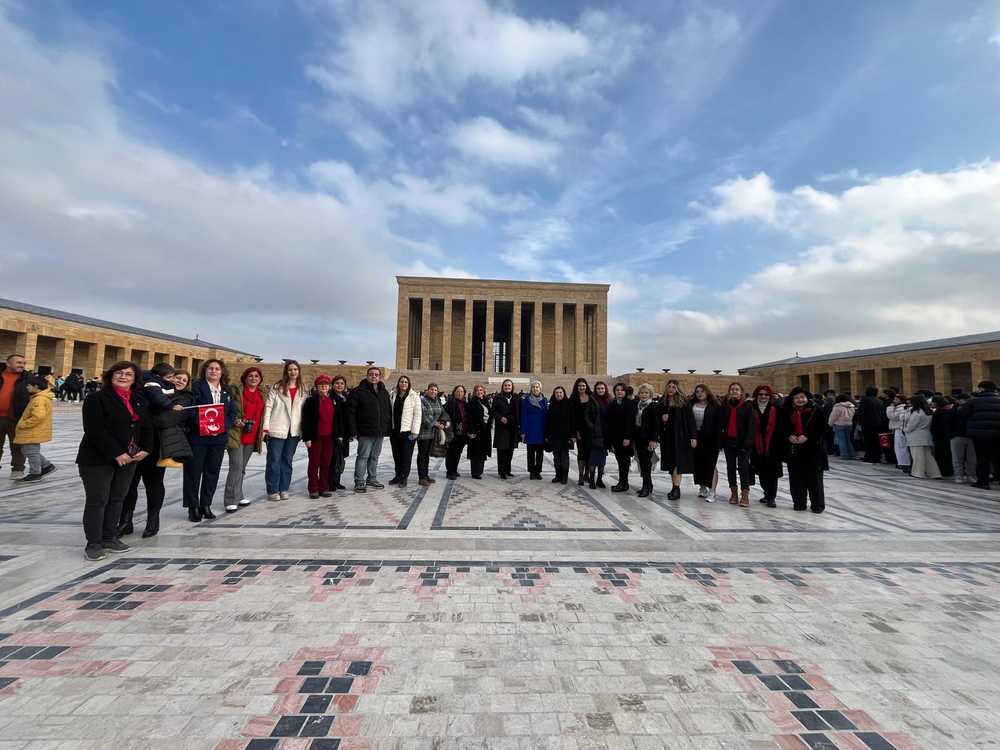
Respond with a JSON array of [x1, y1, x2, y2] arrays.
[[3, 0, 1000, 373]]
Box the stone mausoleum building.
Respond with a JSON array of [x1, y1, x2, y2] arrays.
[[395, 277, 609, 378], [0, 298, 257, 378]]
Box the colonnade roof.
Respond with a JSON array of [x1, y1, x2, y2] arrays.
[[744, 329, 1000, 369], [396, 276, 610, 293]]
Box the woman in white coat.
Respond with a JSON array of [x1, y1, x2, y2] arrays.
[[885, 393, 911, 472], [902, 394, 942, 479], [388, 375, 422, 488], [262, 360, 307, 501]]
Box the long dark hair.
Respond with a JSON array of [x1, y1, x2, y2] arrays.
[[692, 383, 718, 405], [909, 394, 932, 415], [551, 386, 567, 401], [593, 381, 611, 406], [395, 375, 411, 397], [570, 377, 591, 402], [451, 385, 467, 401], [663, 378, 687, 407], [199, 358, 230, 388]]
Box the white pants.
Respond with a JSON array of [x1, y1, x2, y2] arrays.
[[893, 430, 910, 468], [950, 437, 977, 479], [909, 445, 941, 479]]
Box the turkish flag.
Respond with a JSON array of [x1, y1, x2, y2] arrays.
[[198, 404, 226, 437]]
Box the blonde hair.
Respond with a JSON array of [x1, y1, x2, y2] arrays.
[[637, 383, 654, 399]]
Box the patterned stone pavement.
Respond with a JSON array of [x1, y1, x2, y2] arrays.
[[0, 404, 998, 749]]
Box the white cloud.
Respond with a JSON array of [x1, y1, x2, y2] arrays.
[[307, 0, 591, 109], [702, 172, 778, 224], [516, 106, 579, 139], [451, 116, 559, 169], [501, 217, 572, 271]]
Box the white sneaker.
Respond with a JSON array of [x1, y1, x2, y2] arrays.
[[697, 486, 708, 498], [267, 493, 280, 502], [279, 491, 289, 501], [225, 504, 238, 513], [238, 498, 251, 507], [705, 489, 716, 503], [954, 475, 965, 484]]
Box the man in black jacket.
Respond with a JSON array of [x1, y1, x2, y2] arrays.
[[0, 354, 31, 477], [855, 386, 884, 464], [346, 366, 392, 493], [960, 381, 1000, 489]]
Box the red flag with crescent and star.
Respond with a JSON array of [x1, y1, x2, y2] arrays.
[[197, 403, 226, 437]]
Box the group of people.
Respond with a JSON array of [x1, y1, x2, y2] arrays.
[[3, 350, 999, 563]]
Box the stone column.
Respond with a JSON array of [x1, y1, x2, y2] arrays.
[[87, 343, 105, 379], [575, 302, 586, 374], [933, 363, 949, 395], [420, 297, 432, 370], [484, 298, 495, 374], [553, 303, 563, 375], [441, 297, 453, 371], [395, 291, 409, 370], [531, 302, 542, 375], [54, 338, 74, 375], [463, 297, 474, 372], [901, 366, 915, 395], [970, 358, 985, 389], [597, 303, 608, 374], [828, 371, 838, 394], [511, 301, 522, 374], [16, 331, 38, 370], [849, 370, 861, 397]]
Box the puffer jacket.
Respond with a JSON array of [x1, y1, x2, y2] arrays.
[[960, 390, 1000, 439], [418, 394, 447, 441], [388, 389, 422, 436], [901, 409, 934, 447], [155, 388, 194, 461], [263, 385, 307, 439], [14, 389, 54, 444], [828, 402, 856, 427]]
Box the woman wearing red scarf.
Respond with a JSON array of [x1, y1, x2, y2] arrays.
[[719, 382, 754, 507], [749, 385, 782, 507], [224, 366, 267, 512], [782, 386, 827, 513]]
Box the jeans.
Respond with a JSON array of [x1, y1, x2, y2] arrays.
[[950, 437, 977, 479], [80, 463, 137, 545], [390, 432, 416, 480], [354, 436, 383, 487], [307, 436, 334, 493], [416, 438, 432, 479], [224, 443, 255, 503], [265, 436, 300, 494], [723, 443, 750, 490], [833, 424, 855, 460], [19, 443, 52, 475], [183, 443, 225, 508], [0, 416, 24, 471]]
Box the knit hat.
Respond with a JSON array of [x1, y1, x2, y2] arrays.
[[314, 374, 332, 386]]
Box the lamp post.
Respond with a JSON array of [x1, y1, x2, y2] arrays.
[[687, 369, 696, 374], [713, 369, 722, 375], [338, 360, 347, 366], [366, 360, 375, 366], [635, 367, 645, 373]]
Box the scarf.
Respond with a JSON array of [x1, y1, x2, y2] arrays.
[[527, 393, 543, 408], [635, 398, 652, 427], [791, 405, 810, 436], [726, 398, 745, 439], [113, 386, 138, 422], [456, 399, 467, 430], [242, 386, 263, 416], [753, 403, 776, 454]]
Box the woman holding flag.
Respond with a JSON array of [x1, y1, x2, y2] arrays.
[[183, 359, 236, 522]]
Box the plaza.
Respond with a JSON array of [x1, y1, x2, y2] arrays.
[[0, 405, 997, 749]]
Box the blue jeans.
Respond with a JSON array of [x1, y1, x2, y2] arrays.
[[265, 436, 300, 493], [354, 436, 383, 487], [833, 425, 855, 460]]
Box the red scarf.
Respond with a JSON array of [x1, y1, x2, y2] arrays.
[[726, 398, 745, 439], [791, 406, 811, 436], [753, 403, 776, 454], [113, 386, 138, 422]]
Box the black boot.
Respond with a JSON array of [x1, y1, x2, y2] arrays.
[[117, 510, 134, 537], [551, 469, 562, 483], [577, 461, 586, 485], [667, 485, 681, 501], [187, 507, 201, 523], [588, 467, 596, 490], [612, 479, 628, 492], [560, 467, 569, 485], [596, 468, 606, 489], [142, 515, 160, 538], [201, 506, 216, 520], [637, 480, 650, 498]]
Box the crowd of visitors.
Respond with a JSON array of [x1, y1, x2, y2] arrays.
[[1, 353, 999, 562]]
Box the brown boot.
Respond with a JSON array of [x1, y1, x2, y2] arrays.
[[418, 478, 431, 487], [729, 488, 739, 505], [739, 488, 750, 507]]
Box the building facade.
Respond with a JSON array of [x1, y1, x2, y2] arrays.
[[0, 298, 257, 378], [740, 331, 1000, 395], [395, 277, 609, 375]]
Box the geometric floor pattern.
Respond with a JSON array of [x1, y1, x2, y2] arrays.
[[1, 404, 999, 749]]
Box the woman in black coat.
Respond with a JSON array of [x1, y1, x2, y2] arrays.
[[443, 385, 469, 480], [718, 382, 755, 507], [605, 383, 637, 492], [466, 384, 492, 479], [659, 379, 696, 501], [930, 396, 954, 478], [634, 384, 661, 497], [183, 359, 237, 522], [544, 386, 574, 484], [782, 386, 827, 513], [328, 375, 351, 491], [570, 378, 602, 487], [749, 385, 783, 507], [76, 361, 153, 562], [492, 379, 520, 479], [689, 384, 721, 501]]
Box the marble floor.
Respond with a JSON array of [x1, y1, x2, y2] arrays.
[[0, 405, 998, 750]]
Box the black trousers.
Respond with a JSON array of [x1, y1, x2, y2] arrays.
[[613, 446, 632, 485], [787, 457, 824, 511], [183, 443, 225, 508], [973, 438, 1000, 485], [552, 447, 570, 474], [390, 432, 416, 479], [329, 441, 346, 487], [692, 443, 718, 487], [862, 428, 881, 463], [526, 445, 544, 475], [497, 448, 514, 476], [121, 451, 167, 523], [723, 443, 750, 490], [416, 438, 432, 479], [80, 463, 137, 546], [757, 468, 779, 500], [445, 435, 467, 475], [637, 446, 654, 487], [470, 458, 485, 478]]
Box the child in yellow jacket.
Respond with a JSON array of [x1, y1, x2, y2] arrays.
[[14, 376, 56, 482]]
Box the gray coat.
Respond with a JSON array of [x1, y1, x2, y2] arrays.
[[902, 410, 934, 447], [418, 395, 447, 441]]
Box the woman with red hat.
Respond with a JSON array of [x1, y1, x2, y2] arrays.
[[224, 366, 268, 513], [301, 374, 336, 499]]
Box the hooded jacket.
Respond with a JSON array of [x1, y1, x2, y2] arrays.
[[14, 389, 54, 444]]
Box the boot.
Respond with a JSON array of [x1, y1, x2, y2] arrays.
[[142, 515, 160, 538], [637, 480, 650, 498], [667, 485, 681, 501], [596, 469, 606, 489], [117, 510, 134, 537], [188, 507, 202, 523], [612, 479, 628, 492], [156, 457, 184, 469], [201, 506, 216, 520], [560, 467, 569, 485], [739, 488, 750, 507], [577, 461, 586, 485], [551, 469, 562, 483], [588, 467, 596, 490], [729, 488, 739, 505]]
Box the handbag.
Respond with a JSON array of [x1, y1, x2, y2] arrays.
[[878, 432, 891, 449]]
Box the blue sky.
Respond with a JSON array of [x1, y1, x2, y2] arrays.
[[3, 0, 1000, 372]]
